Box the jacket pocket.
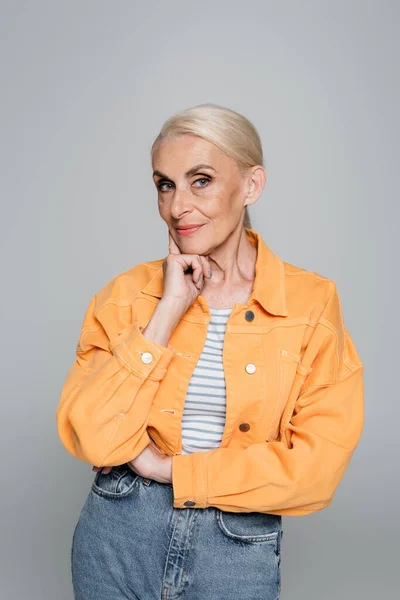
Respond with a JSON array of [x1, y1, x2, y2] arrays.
[[266, 350, 312, 442], [216, 510, 282, 544], [91, 464, 139, 499]]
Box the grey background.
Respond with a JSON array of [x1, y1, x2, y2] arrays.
[[1, 1, 398, 598]]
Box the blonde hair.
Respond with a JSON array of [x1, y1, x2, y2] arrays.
[[151, 103, 265, 229]]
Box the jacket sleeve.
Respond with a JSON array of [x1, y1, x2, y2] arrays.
[[171, 282, 364, 516], [56, 294, 177, 467]]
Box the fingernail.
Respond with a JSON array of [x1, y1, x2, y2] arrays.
[[209, 270, 212, 278]]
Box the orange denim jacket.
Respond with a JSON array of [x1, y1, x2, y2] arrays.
[[56, 227, 364, 516]]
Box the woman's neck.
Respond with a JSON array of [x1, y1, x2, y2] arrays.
[[201, 227, 257, 307]]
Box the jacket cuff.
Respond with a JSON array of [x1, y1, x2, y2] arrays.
[[172, 451, 208, 508], [109, 325, 176, 380]]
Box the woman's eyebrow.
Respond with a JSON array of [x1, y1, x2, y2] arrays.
[[153, 164, 216, 179]]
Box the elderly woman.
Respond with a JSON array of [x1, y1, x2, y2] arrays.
[[57, 103, 364, 600]]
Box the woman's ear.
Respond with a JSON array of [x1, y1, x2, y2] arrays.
[[244, 166, 266, 207]]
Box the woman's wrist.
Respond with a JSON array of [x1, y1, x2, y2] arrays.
[[142, 298, 185, 347]]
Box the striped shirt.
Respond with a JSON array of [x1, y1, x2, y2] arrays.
[[181, 307, 233, 455]]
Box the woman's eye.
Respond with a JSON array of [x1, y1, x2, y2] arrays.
[[158, 182, 173, 192], [157, 177, 210, 192], [194, 177, 210, 187]]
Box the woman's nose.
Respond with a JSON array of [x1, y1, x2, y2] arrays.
[[170, 190, 193, 219]]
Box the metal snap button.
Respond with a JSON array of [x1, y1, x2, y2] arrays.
[[184, 500, 196, 506], [141, 352, 153, 364], [245, 310, 255, 321], [239, 422, 251, 432], [245, 363, 256, 374]]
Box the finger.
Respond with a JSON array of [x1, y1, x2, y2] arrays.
[[168, 231, 181, 255], [199, 255, 212, 278], [92, 465, 112, 474], [195, 272, 204, 290], [191, 256, 204, 288]]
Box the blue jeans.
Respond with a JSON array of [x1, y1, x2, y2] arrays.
[[71, 464, 283, 599]]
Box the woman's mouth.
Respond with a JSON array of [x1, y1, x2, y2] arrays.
[[176, 224, 204, 236]]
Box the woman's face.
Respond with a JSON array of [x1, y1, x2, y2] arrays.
[[152, 134, 252, 254]]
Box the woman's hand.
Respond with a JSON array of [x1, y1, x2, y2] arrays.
[[161, 230, 212, 314], [92, 440, 173, 484], [127, 440, 172, 484]]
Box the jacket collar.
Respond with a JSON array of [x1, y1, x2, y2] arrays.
[[142, 227, 288, 317]]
